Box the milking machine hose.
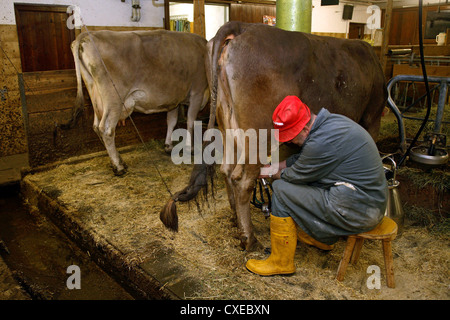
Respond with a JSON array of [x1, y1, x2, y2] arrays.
[[251, 178, 273, 217], [398, 0, 433, 168]]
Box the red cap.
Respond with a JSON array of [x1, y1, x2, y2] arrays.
[[272, 96, 311, 142]]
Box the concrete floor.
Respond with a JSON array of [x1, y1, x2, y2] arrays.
[[0, 154, 29, 299], [0, 252, 30, 300]]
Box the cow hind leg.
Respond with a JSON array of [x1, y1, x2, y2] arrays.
[[186, 91, 205, 154], [165, 107, 179, 154], [99, 110, 127, 176], [220, 163, 237, 214], [93, 112, 103, 144], [231, 165, 261, 251]]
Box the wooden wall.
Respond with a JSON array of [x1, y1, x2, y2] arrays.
[[389, 7, 419, 46], [0, 24, 27, 158], [15, 4, 76, 72], [20, 68, 168, 167], [229, 3, 276, 24], [1, 22, 171, 168], [390, 4, 450, 45]]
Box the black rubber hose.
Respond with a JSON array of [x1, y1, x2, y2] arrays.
[[398, 0, 433, 167]]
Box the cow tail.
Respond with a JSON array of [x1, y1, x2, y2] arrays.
[[59, 37, 85, 130], [160, 22, 244, 232], [207, 21, 243, 130]]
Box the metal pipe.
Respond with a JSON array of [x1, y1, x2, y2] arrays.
[[386, 74, 450, 154], [276, 0, 312, 33], [386, 77, 407, 153], [434, 80, 447, 134]]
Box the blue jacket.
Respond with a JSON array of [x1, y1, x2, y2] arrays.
[[272, 108, 388, 244]]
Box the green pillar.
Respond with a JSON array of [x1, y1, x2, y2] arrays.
[[276, 0, 312, 33]]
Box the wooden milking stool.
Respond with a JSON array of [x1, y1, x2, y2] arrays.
[[336, 216, 398, 288]]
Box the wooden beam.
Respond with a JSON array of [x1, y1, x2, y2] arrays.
[[193, 0, 206, 38], [380, 0, 393, 79], [164, 0, 170, 30]]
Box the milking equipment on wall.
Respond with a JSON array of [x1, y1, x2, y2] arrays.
[[131, 0, 141, 22], [387, 0, 448, 168], [121, 0, 141, 22]]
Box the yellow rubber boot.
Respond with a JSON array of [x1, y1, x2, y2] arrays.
[[246, 215, 297, 276], [297, 227, 334, 251]]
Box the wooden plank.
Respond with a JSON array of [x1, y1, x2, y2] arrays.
[[25, 87, 80, 114], [22, 69, 78, 93], [193, 0, 205, 38], [388, 44, 450, 56], [392, 64, 450, 77], [14, 3, 68, 13], [21, 69, 85, 114]]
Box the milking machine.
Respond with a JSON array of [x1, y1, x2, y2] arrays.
[[250, 178, 273, 218], [386, 75, 449, 167]]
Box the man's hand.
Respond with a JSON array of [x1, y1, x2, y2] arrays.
[[259, 160, 287, 180]]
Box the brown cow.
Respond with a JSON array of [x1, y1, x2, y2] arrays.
[[162, 22, 387, 251], [65, 30, 209, 175]]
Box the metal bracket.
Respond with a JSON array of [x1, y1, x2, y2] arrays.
[[0, 86, 7, 101]]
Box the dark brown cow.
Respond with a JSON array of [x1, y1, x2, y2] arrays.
[[66, 30, 209, 175], [162, 22, 387, 251]]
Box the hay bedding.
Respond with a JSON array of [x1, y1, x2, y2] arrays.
[[23, 141, 449, 300]]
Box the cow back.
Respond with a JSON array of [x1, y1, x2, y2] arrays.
[[76, 30, 208, 110], [211, 22, 386, 140]]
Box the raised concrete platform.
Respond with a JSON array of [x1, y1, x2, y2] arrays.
[[19, 143, 450, 300]]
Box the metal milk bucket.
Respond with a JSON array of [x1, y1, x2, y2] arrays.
[[383, 156, 405, 236]]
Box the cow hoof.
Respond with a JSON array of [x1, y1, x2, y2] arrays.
[[113, 167, 127, 176], [240, 236, 262, 252], [118, 157, 128, 170], [164, 144, 173, 154]]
